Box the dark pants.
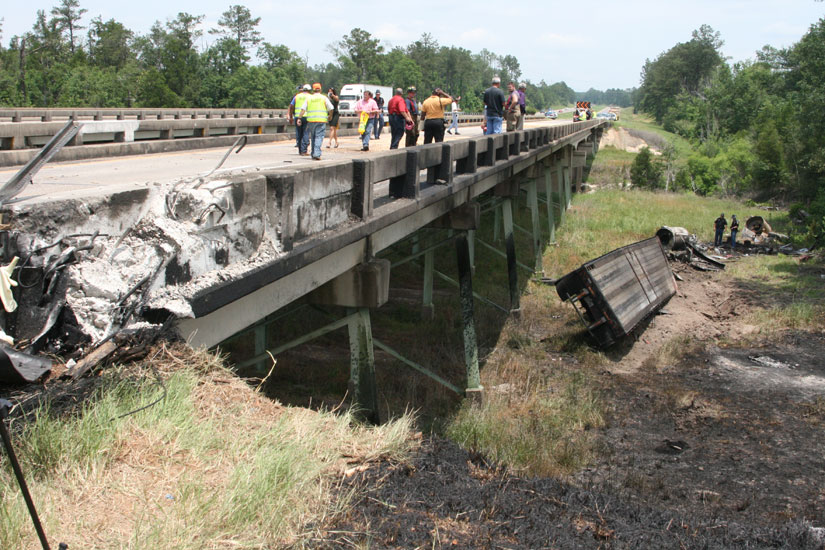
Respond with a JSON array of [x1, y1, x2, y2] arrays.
[[714, 228, 724, 246], [389, 114, 405, 149], [423, 118, 445, 144], [405, 114, 419, 147], [295, 117, 308, 153]]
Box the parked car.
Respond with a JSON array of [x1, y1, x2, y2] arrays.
[[545, 109, 558, 119], [596, 112, 611, 119]]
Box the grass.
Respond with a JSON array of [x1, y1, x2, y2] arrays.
[[444, 186, 822, 478], [613, 108, 693, 161], [0, 344, 417, 549]]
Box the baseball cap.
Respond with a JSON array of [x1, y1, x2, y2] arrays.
[[407, 86, 416, 92], [312, 83, 321, 90], [302, 84, 311, 91], [492, 76, 501, 84], [518, 82, 526, 89]]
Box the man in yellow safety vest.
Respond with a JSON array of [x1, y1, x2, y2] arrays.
[[297, 83, 335, 160]]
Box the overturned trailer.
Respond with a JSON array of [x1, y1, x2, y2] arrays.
[[555, 237, 677, 347]]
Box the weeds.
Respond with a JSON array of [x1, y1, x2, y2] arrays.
[[0, 345, 417, 549]]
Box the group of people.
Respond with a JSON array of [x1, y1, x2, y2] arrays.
[[573, 108, 593, 122], [714, 213, 740, 248], [354, 87, 463, 150], [287, 77, 533, 159], [287, 83, 341, 160], [481, 77, 527, 135]]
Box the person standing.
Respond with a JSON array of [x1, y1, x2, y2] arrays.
[[505, 82, 521, 132], [517, 82, 527, 130], [730, 215, 739, 249], [421, 88, 456, 144], [387, 88, 413, 150], [297, 83, 334, 160], [714, 213, 728, 247], [373, 90, 385, 140], [326, 87, 340, 149], [447, 96, 461, 135], [405, 87, 420, 147], [483, 76, 505, 135], [355, 90, 379, 151], [289, 84, 312, 155]]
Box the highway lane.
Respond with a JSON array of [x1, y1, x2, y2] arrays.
[[0, 119, 564, 205]]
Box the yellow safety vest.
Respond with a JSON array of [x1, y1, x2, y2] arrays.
[[305, 94, 329, 123], [293, 92, 310, 117]]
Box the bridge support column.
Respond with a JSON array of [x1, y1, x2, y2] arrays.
[[348, 307, 379, 424], [493, 204, 502, 242], [556, 156, 566, 225], [544, 163, 556, 244], [502, 198, 520, 313], [309, 260, 390, 423], [564, 147, 573, 210], [253, 325, 268, 373], [526, 179, 544, 275], [422, 248, 434, 319], [456, 232, 482, 397], [573, 151, 587, 192]]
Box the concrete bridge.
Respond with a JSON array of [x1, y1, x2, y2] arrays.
[[1, 117, 607, 421], [0, 107, 498, 167]]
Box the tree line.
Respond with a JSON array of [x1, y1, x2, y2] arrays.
[[631, 21, 825, 244], [0, 2, 633, 114]]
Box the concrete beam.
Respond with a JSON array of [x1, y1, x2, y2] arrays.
[[428, 202, 480, 230], [308, 259, 390, 308]]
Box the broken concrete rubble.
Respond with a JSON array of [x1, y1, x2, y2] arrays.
[[0, 170, 294, 361]]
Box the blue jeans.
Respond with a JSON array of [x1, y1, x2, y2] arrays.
[[307, 122, 326, 159], [449, 112, 459, 132], [295, 117, 309, 153], [374, 113, 384, 138], [485, 116, 502, 135], [362, 119, 375, 148], [731, 229, 737, 248], [714, 228, 724, 246]]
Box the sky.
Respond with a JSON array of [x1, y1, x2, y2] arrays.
[[2, 0, 824, 91]]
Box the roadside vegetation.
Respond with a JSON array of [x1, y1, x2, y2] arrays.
[[0, 344, 418, 549], [632, 21, 825, 248], [446, 187, 823, 477]]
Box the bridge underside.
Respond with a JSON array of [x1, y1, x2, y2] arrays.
[[1, 121, 606, 419]]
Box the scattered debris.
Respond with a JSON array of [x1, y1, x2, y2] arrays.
[[0, 346, 51, 384]]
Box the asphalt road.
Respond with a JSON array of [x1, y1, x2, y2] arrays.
[[0, 119, 564, 205]]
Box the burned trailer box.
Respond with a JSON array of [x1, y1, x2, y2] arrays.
[[556, 237, 677, 347]]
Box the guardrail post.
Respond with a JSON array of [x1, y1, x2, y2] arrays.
[[456, 140, 477, 174], [389, 150, 420, 199], [455, 232, 482, 397], [351, 159, 373, 219], [437, 143, 454, 185], [482, 137, 495, 166]]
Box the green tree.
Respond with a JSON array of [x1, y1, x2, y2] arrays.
[[88, 18, 134, 69], [630, 147, 663, 188], [51, 0, 87, 55], [332, 28, 383, 82], [210, 5, 262, 57]]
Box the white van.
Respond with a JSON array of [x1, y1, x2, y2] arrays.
[[338, 83, 394, 115]]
